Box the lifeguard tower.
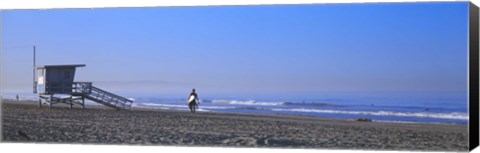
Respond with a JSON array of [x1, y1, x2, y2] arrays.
[[34, 64, 133, 110]]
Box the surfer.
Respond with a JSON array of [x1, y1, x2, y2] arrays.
[[188, 88, 200, 113]]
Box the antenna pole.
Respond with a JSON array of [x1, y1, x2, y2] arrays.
[[33, 45, 36, 93]]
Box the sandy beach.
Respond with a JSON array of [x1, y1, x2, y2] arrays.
[[1, 100, 469, 151]]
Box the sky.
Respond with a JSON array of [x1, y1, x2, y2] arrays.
[[0, 2, 470, 98]]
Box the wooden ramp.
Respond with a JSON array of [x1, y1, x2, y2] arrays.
[[73, 82, 133, 110]]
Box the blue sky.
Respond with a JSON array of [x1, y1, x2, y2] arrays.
[[1, 2, 469, 98]]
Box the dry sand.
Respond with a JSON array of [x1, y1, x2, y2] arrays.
[[1, 100, 469, 151]]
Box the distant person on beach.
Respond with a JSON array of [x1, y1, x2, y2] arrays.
[[188, 89, 199, 113], [16, 95, 19, 101]]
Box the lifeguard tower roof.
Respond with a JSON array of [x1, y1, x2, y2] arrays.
[[36, 64, 86, 69]]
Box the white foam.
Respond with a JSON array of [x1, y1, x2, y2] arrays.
[[133, 105, 170, 110], [196, 108, 210, 112], [200, 106, 235, 109], [138, 103, 187, 108], [212, 100, 286, 106], [373, 120, 452, 125], [136, 102, 233, 110], [133, 104, 210, 112], [271, 108, 469, 120]]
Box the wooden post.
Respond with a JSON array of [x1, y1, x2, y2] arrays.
[[33, 45, 36, 93], [69, 97, 73, 109], [48, 95, 52, 108], [81, 97, 85, 109]]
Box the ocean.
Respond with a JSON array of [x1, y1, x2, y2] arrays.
[[2, 92, 469, 125], [130, 92, 469, 125]]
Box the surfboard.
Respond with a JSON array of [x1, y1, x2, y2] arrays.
[[188, 95, 196, 103]]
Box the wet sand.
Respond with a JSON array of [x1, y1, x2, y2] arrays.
[[1, 100, 469, 151]]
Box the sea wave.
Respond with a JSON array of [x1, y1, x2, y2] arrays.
[[211, 100, 331, 107], [271, 108, 469, 120], [134, 103, 210, 112], [372, 120, 452, 124], [212, 100, 286, 106], [136, 102, 234, 110], [138, 103, 187, 108]]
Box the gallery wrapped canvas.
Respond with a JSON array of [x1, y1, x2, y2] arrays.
[[1, 1, 479, 152]]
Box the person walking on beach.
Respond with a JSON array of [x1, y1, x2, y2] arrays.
[[188, 89, 199, 113], [16, 95, 19, 101]]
